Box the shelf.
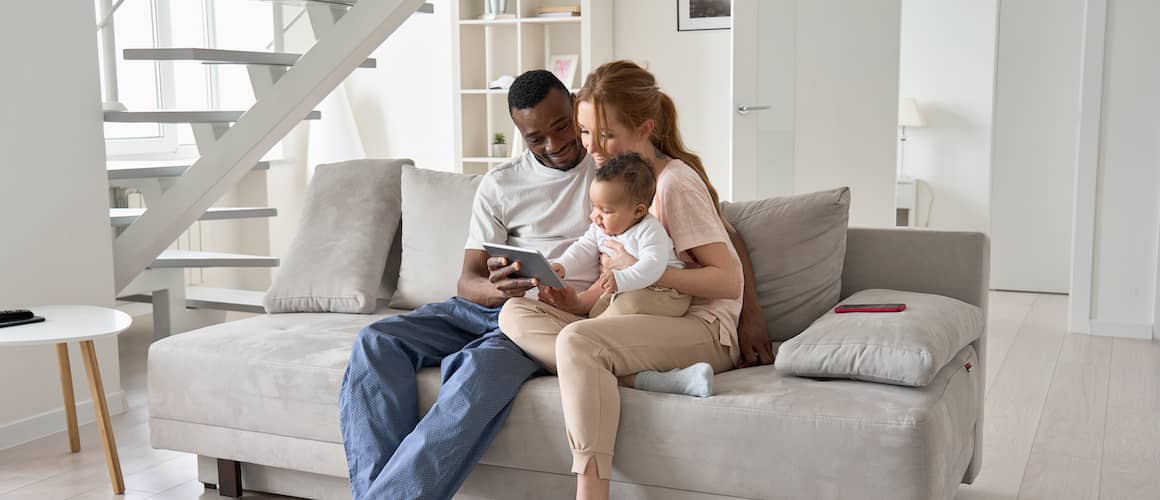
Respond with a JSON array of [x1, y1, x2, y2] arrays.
[[452, 0, 611, 173], [460, 18, 519, 25], [459, 16, 580, 26], [461, 88, 579, 95], [463, 157, 511, 163], [521, 16, 581, 24]]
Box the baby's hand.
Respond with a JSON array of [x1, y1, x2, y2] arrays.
[[598, 271, 618, 294], [551, 262, 566, 279]]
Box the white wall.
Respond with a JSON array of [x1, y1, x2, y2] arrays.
[[898, 0, 997, 232], [0, 3, 123, 448], [612, 0, 733, 199], [347, 3, 455, 171], [1089, 0, 1160, 332], [990, 0, 1084, 293], [266, 2, 456, 281], [793, 0, 901, 227]]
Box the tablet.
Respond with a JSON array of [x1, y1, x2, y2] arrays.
[[481, 242, 568, 289]]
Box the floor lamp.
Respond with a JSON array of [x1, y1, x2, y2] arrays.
[[898, 97, 926, 180]]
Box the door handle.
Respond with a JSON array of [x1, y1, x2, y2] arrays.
[[737, 104, 772, 115]]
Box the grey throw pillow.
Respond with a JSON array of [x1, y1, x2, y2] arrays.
[[264, 159, 411, 314], [774, 289, 984, 387], [388, 166, 482, 309], [723, 187, 850, 341]]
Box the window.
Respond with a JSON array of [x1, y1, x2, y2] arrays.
[[98, 0, 280, 158]]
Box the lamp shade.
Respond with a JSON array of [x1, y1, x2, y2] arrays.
[[898, 97, 926, 127]]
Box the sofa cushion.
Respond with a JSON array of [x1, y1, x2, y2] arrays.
[[149, 314, 979, 500], [264, 159, 411, 314], [148, 307, 407, 444], [388, 166, 482, 309], [775, 289, 984, 387], [722, 187, 851, 341]]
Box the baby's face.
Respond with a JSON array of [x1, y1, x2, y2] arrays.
[[589, 179, 646, 236]]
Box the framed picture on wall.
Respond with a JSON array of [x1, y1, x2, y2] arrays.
[[677, 0, 731, 31], [548, 54, 579, 88]]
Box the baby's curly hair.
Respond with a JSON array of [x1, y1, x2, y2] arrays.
[[595, 153, 656, 208]]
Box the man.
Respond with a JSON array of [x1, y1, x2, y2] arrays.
[[339, 70, 598, 499]]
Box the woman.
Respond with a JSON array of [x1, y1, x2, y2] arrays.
[[499, 60, 744, 500]]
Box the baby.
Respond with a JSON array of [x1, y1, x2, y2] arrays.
[[552, 153, 691, 318]]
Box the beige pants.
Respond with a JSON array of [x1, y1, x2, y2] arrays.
[[589, 287, 692, 318], [498, 297, 734, 479]]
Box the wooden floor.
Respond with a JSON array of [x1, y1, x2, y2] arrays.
[[0, 313, 287, 500], [0, 292, 1157, 500]]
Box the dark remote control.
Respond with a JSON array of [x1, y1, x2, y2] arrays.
[[0, 309, 34, 322]]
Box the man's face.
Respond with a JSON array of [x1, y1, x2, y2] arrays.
[[510, 88, 585, 171]]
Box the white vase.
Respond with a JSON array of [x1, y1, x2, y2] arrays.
[[487, 0, 500, 17], [490, 143, 508, 158], [498, 0, 507, 15]]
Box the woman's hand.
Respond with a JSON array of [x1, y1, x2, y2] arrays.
[[538, 285, 586, 315], [597, 271, 618, 294], [600, 240, 639, 272], [551, 262, 566, 278]]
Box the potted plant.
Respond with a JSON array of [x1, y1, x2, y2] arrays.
[[490, 132, 508, 158]]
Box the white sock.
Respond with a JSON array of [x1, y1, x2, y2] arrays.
[[633, 363, 714, 397]]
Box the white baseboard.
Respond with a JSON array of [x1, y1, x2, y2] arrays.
[[0, 391, 127, 451], [1090, 320, 1154, 340]]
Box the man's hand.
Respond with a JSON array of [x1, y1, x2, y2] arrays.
[[726, 226, 776, 367], [600, 240, 638, 272], [737, 315, 775, 367], [488, 257, 538, 300]]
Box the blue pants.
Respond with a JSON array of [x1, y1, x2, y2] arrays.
[[339, 297, 541, 500]]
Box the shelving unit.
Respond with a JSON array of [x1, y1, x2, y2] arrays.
[[451, 0, 612, 174]]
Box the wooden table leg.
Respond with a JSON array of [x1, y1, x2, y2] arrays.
[[80, 340, 125, 494], [55, 343, 81, 453]]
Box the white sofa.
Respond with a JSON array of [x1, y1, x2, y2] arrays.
[[147, 163, 989, 499]]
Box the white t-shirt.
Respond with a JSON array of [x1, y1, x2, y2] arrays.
[[464, 150, 599, 291], [553, 214, 684, 292]]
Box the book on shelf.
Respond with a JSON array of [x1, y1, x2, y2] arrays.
[[536, 5, 580, 17]]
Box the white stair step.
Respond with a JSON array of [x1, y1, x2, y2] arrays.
[[124, 48, 376, 68], [104, 110, 321, 123], [185, 287, 267, 313], [261, 0, 433, 12], [110, 207, 277, 226], [107, 159, 271, 180], [114, 301, 155, 318], [119, 286, 267, 314], [150, 250, 279, 269]]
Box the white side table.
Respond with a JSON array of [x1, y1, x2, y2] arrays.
[[896, 177, 918, 227], [0, 305, 132, 494]]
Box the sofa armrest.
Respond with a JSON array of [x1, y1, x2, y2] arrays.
[[842, 227, 990, 311], [841, 226, 989, 483]]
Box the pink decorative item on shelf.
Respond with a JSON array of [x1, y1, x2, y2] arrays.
[[548, 54, 579, 88]]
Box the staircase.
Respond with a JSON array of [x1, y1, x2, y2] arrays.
[[103, 0, 431, 336]]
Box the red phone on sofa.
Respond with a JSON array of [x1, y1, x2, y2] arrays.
[[834, 303, 907, 313]]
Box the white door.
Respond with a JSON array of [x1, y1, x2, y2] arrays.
[[730, 0, 796, 202], [731, 0, 901, 229], [989, 0, 1082, 293]]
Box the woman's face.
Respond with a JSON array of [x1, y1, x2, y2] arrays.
[[576, 100, 652, 167]]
